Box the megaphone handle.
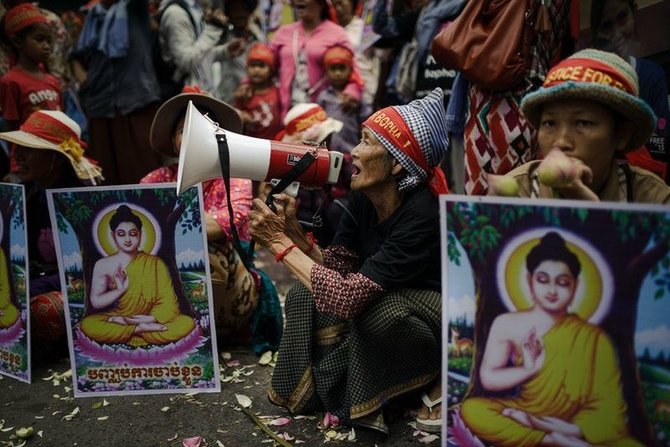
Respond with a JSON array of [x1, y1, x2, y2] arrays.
[[216, 133, 255, 272]]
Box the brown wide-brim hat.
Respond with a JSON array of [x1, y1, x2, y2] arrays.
[[150, 93, 243, 158]]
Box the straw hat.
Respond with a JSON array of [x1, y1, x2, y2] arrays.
[[276, 103, 343, 144], [0, 110, 102, 183], [150, 92, 243, 158], [521, 49, 656, 152]]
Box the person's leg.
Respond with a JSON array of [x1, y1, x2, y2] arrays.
[[209, 240, 258, 340]]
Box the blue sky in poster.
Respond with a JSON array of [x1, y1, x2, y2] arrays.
[[9, 218, 25, 261], [636, 253, 670, 357], [446, 241, 476, 325], [58, 205, 204, 272]]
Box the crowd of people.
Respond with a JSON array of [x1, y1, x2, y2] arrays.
[[0, 0, 669, 440]]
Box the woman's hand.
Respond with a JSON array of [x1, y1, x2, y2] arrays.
[[249, 197, 288, 248], [266, 192, 305, 242], [205, 213, 226, 241], [537, 149, 598, 201]]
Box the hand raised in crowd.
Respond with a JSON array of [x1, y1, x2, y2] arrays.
[[204, 7, 229, 29], [234, 83, 254, 103], [340, 93, 360, 114], [227, 37, 247, 58]]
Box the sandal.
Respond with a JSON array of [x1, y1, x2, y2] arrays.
[[416, 392, 442, 433]]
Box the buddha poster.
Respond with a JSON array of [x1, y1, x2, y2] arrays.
[[48, 185, 220, 397], [0, 183, 29, 383], [441, 196, 670, 447]]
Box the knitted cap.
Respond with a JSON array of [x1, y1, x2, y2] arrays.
[[363, 88, 449, 195], [521, 49, 656, 152]]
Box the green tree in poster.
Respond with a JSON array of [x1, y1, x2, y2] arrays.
[[447, 201, 670, 445], [51, 187, 200, 318], [0, 185, 24, 308]]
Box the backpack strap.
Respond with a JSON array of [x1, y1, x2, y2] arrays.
[[159, 0, 197, 32]]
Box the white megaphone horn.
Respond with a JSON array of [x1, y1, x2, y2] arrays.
[[176, 101, 344, 195]]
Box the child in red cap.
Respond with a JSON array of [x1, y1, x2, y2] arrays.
[[234, 43, 283, 140], [0, 4, 62, 178], [317, 45, 371, 155]]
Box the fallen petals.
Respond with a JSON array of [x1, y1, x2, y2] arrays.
[[258, 351, 273, 365], [321, 412, 340, 429], [15, 427, 33, 439], [419, 434, 439, 444], [182, 436, 203, 447], [161, 406, 170, 412], [235, 394, 252, 409], [96, 416, 109, 421], [61, 407, 80, 421], [267, 417, 291, 427], [277, 432, 295, 441]]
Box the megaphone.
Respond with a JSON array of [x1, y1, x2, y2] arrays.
[[177, 101, 343, 195]]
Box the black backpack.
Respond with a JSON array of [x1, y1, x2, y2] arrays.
[[153, 0, 197, 101]]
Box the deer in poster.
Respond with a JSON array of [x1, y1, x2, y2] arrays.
[[451, 327, 473, 358], [191, 279, 206, 299], [66, 273, 84, 293]]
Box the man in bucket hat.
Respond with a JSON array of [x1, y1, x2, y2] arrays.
[[496, 49, 670, 203], [248, 88, 448, 434], [0, 110, 102, 359]]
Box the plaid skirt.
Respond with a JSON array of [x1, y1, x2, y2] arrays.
[[269, 283, 441, 426]]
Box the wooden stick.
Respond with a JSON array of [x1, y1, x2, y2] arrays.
[[241, 407, 292, 447]]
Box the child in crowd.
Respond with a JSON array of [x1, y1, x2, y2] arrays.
[[0, 4, 61, 179], [317, 45, 368, 193], [0, 4, 61, 129], [234, 43, 282, 140], [317, 45, 371, 154]]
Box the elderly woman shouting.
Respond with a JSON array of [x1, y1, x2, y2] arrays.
[[249, 88, 449, 433]]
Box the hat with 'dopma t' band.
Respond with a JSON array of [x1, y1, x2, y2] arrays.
[[521, 49, 656, 152], [363, 88, 449, 195]]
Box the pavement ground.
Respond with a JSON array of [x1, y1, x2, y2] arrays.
[[0, 251, 442, 447]]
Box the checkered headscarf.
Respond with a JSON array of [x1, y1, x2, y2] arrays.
[[363, 88, 449, 195]]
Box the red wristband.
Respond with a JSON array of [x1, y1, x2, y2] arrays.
[[304, 232, 318, 255], [275, 243, 298, 262]]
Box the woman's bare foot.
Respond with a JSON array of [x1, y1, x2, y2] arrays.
[[417, 382, 442, 423]]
